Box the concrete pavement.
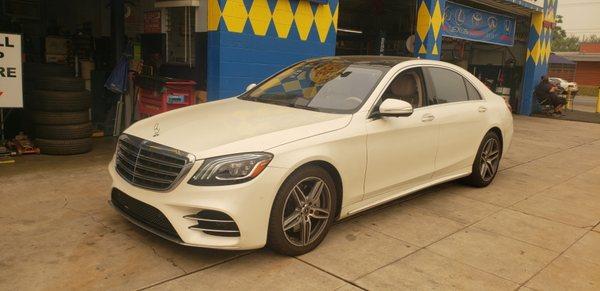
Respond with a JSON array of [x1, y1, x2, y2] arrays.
[[1, 115, 600, 290]]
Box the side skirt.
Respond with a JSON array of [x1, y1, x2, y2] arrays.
[[341, 169, 471, 218]]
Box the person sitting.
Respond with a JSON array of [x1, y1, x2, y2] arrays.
[[534, 75, 566, 116], [383, 73, 420, 108]]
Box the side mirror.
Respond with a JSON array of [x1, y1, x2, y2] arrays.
[[377, 99, 414, 117], [245, 83, 257, 92]]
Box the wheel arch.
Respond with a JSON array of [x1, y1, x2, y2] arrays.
[[292, 160, 344, 220]]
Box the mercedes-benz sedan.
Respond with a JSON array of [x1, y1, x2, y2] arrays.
[[109, 56, 513, 256]]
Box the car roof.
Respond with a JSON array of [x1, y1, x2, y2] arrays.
[[311, 55, 417, 68]]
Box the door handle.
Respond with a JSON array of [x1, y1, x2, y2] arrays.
[[421, 113, 435, 122], [478, 106, 488, 113]]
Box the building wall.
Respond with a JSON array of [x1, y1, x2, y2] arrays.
[[519, 0, 558, 115], [548, 63, 576, 81], [574, 62, 600, 86], [206, 0, 339, 100]]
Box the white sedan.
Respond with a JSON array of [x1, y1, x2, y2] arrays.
[[109, 56, 513, 255]]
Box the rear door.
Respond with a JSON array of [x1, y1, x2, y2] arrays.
[[422, 67, 489, 178]]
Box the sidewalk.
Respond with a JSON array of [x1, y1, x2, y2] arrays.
[[1, 115, 600, 290], [534, 95, 600, 124]]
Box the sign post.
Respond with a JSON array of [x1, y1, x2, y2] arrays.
[[0, 33, 23, 142]]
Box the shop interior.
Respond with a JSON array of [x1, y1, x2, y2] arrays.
[[440, 0, 532, 112], [335, 0, 417, 57], [0, 0, 205, 157]]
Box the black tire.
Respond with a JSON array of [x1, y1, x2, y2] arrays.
[[267, 165, 337, 256], [35, 76, 85, 91], [463, 131, 502, 187], [34, 123, 92, 140], [28, 90, 91, 112], [30, 110, 89, 125], [36, 138, 92, 155], [24, 63, 74, 79]]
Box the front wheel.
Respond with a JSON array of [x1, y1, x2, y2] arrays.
[[267, 166, 337, 256], [463, 131, 502, 187]]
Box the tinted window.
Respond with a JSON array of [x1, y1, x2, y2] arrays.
[[424, 67, 468, 104], [381, 68, 426, 108], [464, 79, 482, 100]]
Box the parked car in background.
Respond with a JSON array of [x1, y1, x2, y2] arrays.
[[549, 77, 578, 96], [108, 56, 513, 256]]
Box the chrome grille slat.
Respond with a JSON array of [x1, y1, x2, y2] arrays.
[[118, 151, 180, 177], [136, 151, 186, 169], [116, 160, 174, 184], [115, 134, 195, 191]]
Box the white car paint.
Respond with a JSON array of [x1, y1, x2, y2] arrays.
[[108, 58, 513, 250]]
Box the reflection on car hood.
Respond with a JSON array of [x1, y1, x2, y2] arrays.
[[124, 97, 351, 158]]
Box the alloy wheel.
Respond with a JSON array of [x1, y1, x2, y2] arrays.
[[281, 177, 332, 247], [480, 138, 500, 182]]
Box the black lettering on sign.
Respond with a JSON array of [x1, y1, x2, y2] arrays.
[[0, 36, 15, 47], [8, 67, 17, 77], [0, 67, 17, 78], [0, 51, 4, 58]]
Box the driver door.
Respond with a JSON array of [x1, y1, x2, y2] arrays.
[[364, 67, 439, 199]]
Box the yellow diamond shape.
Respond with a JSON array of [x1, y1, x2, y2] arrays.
[[416, 2, 431, 41], [294, 1, 314, 41], [332, 4, 339, 30], [314, 4, 332, 42], [531, 41, 541, 64], [431, 1, 443, 40], [207, 0, 221, 31], [248, 0, 272, 36], [272, 0, 294, 38], [222, 0, 248, 33]]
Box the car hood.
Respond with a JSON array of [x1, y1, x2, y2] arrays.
[[124, 98, 351, 158]]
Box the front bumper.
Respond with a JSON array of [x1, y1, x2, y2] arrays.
[[108, 158, 288, 250]]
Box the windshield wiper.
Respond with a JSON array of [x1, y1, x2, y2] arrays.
[[247, 97, 321, 112]]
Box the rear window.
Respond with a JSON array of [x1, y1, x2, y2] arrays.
[[464, 79, 482, 100], [423, 67, 468, 104]]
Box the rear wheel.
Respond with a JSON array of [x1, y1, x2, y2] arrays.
[[267, 166, 337, 256], [464, 131, 502, 187]]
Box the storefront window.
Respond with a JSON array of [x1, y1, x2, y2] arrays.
[[165, 6, 195, 66]]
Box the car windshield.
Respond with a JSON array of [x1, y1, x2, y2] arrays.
[[239, 59, 389, 113]]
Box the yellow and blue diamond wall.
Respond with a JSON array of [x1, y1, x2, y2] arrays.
[[206, 0, 339, 100], [414, 0, 445, 60], [520, 0, 558, 115]]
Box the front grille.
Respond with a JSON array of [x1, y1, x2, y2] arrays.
[[111, 188, 180, 239], [115, 134, 195, 191], [184, 210, 241, 237]]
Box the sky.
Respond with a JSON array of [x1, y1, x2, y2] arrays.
[[557, 0, 600, 38]]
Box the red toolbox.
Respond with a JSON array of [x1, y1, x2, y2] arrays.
[[136, 76, 196, 118]]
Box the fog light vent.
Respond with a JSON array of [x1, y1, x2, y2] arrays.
[[184, 210, 240, 237]]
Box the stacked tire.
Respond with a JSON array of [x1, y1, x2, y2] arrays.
[[29, 76, 93, 155]]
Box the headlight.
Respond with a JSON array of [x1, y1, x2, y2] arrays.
[[188, 152, 273, 186]]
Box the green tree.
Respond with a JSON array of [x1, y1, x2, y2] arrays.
[[581, 35, 600, 43], [551, 15, 580, 52]]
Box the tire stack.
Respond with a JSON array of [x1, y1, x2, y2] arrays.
[[28, 75, 93, 155]]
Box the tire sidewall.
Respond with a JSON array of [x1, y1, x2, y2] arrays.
[[267, 165, 338, 256], [469, 131, 502, 187]]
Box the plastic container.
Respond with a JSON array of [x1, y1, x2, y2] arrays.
[[136, 76, 196, 118]]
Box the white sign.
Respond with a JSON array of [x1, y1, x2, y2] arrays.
[[521, 0, 544, 10], [0, 33, 23, 108]]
